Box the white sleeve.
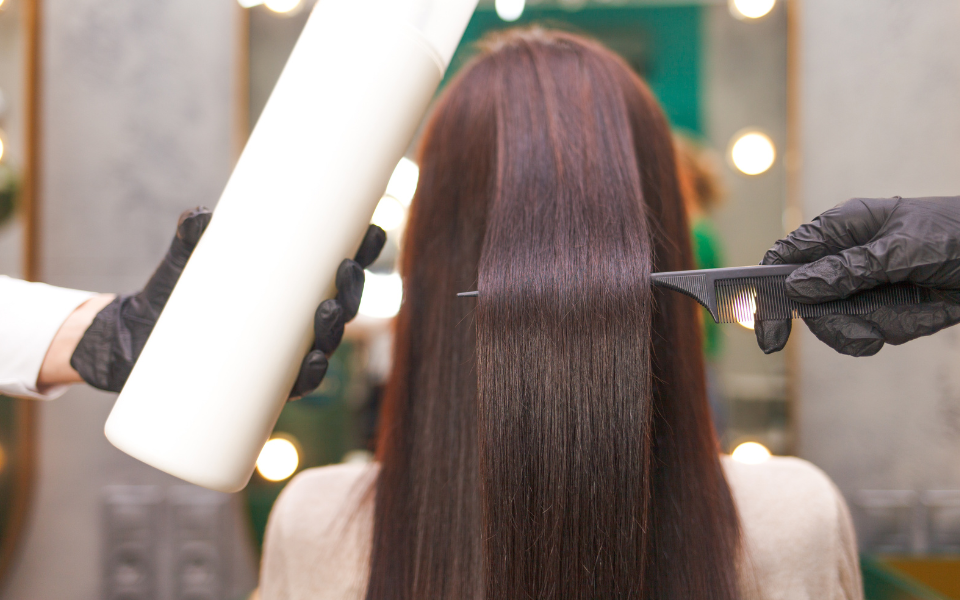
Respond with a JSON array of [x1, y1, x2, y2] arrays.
[[0, 275, 97, 400]]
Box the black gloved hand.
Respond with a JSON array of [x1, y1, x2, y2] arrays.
[[288, 224, 386, 399], [71, 207, 387, 396], [756, 196, 960, 357]]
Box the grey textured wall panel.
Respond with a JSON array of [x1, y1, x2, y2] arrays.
[[796, 0, 960, 547]]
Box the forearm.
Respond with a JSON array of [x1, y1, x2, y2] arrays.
[[36, 294, 115, 392]]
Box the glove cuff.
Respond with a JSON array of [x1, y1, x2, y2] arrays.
[[70, 296, 131, 393]]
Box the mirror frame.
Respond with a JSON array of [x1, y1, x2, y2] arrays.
[[0, 0, 41, 584]]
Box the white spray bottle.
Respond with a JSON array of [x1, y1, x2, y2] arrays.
[[104, 0, 480, 493]]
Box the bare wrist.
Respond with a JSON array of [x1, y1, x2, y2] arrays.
[[37, 293, 117, 392]]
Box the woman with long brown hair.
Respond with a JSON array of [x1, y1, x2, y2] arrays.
[[259, 28, 861, 600]]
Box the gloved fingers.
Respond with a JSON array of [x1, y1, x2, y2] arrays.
[[762, 198, 897, 266], [862, 297, 960, 346], [785, 240, 892, 304], [289, 350, 329, 400], [314, 298, 345, 355], [354, 225, 387, 269], [171, 207, 214, 265], [755, 318, 792, 354], [335, 259, 365, 321], [140, 207, 213, 313], [803, 314, 885, 357]]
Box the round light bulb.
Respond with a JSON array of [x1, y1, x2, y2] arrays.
[[730, 131, 776, 176], [731, 442, 772, 464], [256, 437, 299, 481], [734, 289, 758, 330], [264, 0, 301, 14], [0, 135, 5, 164], [729, 0, 776, 19], [496, 0, 525, 22], [359, 271, 403, 319], [385, 158, 419, 207], [371, 196, 406, 231]]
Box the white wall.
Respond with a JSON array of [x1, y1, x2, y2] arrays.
[[796, 0, 960, 530]]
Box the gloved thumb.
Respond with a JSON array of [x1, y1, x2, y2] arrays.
[[755, 319, 791, 354], [169, 207, 213, 266], [140, 207, 212, 311]]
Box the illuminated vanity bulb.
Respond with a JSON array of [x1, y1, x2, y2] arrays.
[[385, 157, 419, 207], [496, 0, 525, 22], [256, 437, 300, 481], [265, 0, 301, 14], [730, 130, 776, 176], [372, 196, 406, 231], [729, 0, 776, 19], [359, 271, 403, 319], [734, 289, 758, 330], [732, 441, 771, 464]]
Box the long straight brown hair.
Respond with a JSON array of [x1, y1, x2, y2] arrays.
[[367, 28, 740, 600]]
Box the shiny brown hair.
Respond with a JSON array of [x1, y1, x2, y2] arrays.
[[367, 28, 740, 600]]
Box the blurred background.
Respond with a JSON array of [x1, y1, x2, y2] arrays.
[[0, 0, 959, 598]]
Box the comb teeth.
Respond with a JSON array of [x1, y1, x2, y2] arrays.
[[714, 276, 930, 324]]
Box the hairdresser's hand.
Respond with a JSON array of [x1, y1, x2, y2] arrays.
[[71, 206, 387, 395], [288, 224, 386, 399], [755, 196, 960, 357], [70, 208, 214, 392]]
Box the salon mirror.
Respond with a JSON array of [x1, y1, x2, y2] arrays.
[[0, 0, 24, 273], [0, 0, 39, 583], [240, 0, 790, 549]]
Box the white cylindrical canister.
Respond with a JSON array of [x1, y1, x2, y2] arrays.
[[105, 0, 479, 492]]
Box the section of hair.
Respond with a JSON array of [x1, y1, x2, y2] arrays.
[[613, 55, 741, 598], [364, 51, 496, 600], [366, 28, 740, 600], [476, 31, 653, 600]]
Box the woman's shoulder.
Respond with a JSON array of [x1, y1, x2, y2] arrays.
[[722, 454, 839, 514], [274, 462, 376, 517], [721, 455, 863, 600], [268, 462, 378, 551], [260, 463, 377, 600]]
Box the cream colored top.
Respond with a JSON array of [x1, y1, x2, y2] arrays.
[[260, 455, 863, 600]]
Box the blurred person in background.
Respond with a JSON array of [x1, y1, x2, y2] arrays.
[[675, 133, 728, 436], [258, 28, 861, 600]]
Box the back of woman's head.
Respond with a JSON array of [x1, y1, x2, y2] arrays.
[[369, 28, 739, 600]]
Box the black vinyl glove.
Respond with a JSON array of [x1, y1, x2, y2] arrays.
[[288, 224, 386, 399], [755, 196, 960, 357], [71, 207, 386, 397]]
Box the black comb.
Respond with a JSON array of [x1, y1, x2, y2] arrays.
[[653, 264, 930, 324], [457, 264, 932, 324]]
